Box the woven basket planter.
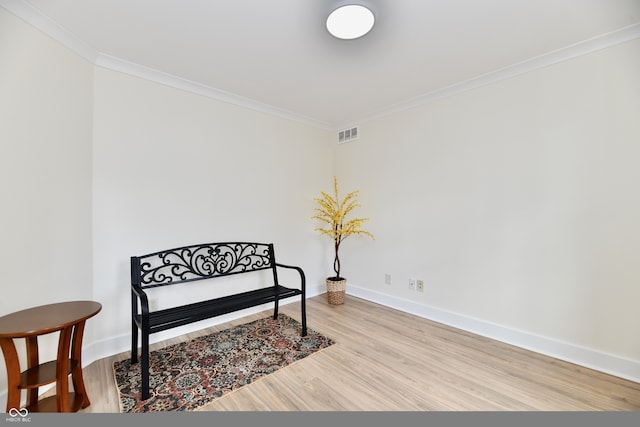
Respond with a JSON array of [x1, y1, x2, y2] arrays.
[[326, 278, 347, 305]]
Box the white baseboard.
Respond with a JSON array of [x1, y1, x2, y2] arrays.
[[346, 283, 640, 384], [4, 281, 636, 409]]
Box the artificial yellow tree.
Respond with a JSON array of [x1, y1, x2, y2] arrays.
[[312, 177, 374, 285]]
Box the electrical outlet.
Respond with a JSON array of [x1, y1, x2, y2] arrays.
[[409, 278, 416, 291], [149, 298, 158, 311], [385, 274, 392, 285], [417, 280, 424, 292]]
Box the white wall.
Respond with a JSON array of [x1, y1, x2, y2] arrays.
[[90, 67, 333, 354], [0, 8, 94, 403], [336, 38, 640, 371]]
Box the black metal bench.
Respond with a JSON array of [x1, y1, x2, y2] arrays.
[[130, 242, 307, 400]]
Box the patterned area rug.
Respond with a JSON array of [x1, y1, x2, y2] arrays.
[[113, 314, 334, 412]]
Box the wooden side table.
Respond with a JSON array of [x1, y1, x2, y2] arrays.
[[0, 301, 101, 413]]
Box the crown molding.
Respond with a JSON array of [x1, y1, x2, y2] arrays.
[[0, 0, 98, 63], [3, 0, 639, 132], [339, 22, 640, 130], [93, 53, 333, 130], [0, 0, 333, 130]]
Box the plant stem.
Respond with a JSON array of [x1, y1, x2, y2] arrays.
[[334, 239, 341, 278]]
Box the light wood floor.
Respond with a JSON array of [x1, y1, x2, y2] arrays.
[[72, 294, 640, 411]]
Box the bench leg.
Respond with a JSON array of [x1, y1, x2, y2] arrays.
[[131, 321, 138, 363], [141, 330, 150, 400], [273, 299, 279, 320], [301, 296, 307, 336]]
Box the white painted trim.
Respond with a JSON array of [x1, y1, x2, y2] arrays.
[[0, 0, 332, 130], [93, 53, 333, 130], [0, 0, 97, 63], [2, 280, 637, 409], [346, 282, 640, 384], [3, 1, 639, 131], [339, 23, 640, 129]]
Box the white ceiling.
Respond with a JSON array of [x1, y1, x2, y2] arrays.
[[6, 0, 640, 129]]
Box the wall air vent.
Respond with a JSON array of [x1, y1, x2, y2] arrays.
[[338, 126, 359, 144]]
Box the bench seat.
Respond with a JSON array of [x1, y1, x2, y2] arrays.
[[134, 284, 302, 334]]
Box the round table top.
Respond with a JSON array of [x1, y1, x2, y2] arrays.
[[0, 301, 102, 338]]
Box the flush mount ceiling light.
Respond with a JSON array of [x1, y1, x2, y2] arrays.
[[326, 4, 375, 40]]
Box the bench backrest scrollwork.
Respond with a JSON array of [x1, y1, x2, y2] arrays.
[[131, 242, 276, 290]]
